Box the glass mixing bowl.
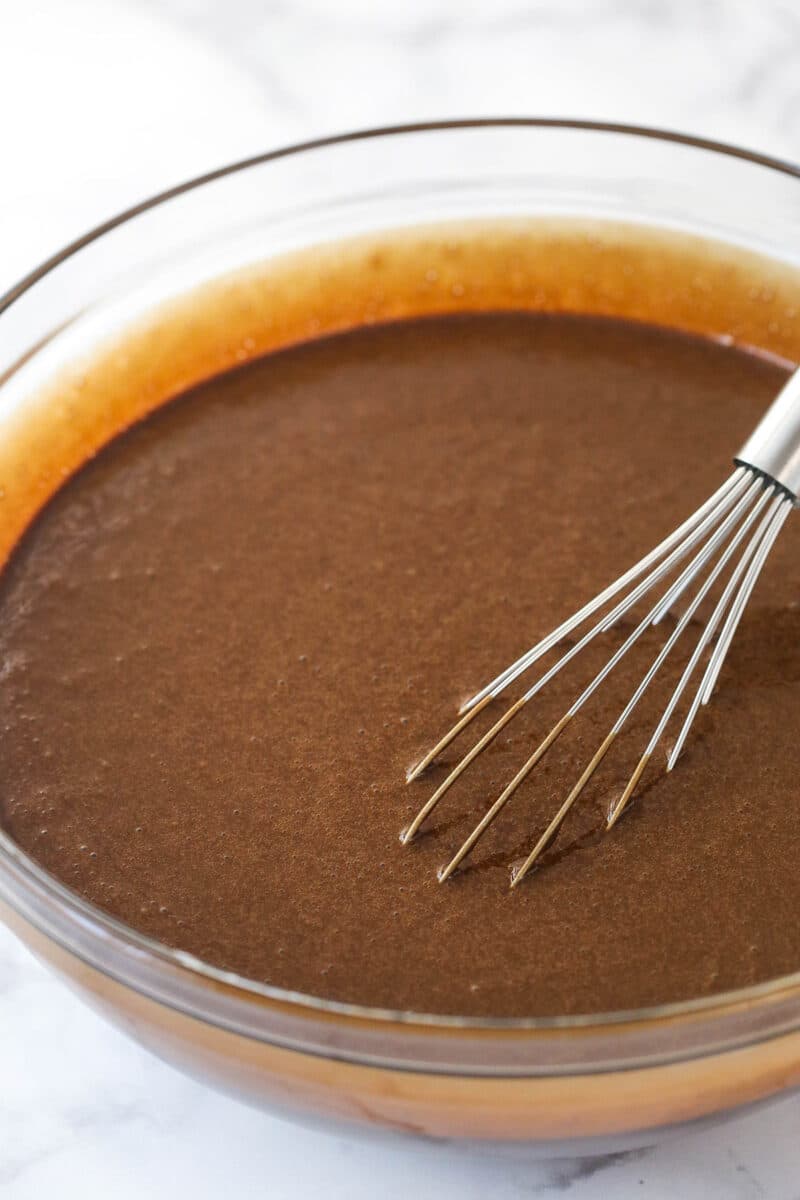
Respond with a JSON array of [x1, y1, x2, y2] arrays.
[[2, 120, 800, 1156]]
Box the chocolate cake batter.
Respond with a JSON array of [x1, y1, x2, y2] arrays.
[[1, 310, 799, 1018]]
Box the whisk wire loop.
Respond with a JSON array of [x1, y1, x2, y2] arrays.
[[458, 475, 769, 886], [610, 487, 785, 826], [403, 448, 795, 888], [403, 472, 754, 838]]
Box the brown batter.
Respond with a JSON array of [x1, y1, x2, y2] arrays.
[[1, 303, 800, 1018]]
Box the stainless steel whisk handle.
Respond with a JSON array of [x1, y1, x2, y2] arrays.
[[736, 368, 800, 503]]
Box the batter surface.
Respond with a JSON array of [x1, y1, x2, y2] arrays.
[[1, 311, 799, 1017]]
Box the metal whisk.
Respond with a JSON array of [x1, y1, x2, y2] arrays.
[[402, 368, 800, 888]]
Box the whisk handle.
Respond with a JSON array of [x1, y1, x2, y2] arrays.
[[735, 368, 800, 503]]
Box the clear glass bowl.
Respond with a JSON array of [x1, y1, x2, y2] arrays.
[[2, 120, 800, 1155]]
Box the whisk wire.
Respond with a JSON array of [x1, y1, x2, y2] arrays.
[[653, 491, 787, 780], [437, 713, 570, 882], [608, 488, 783, 826], [699, 499, 791, 706], [403, 373, 798, 891], [404, 471, 752, 834], [495, 476, 768, 885], [408, 473, 760, 859], [401, 698, 525, 844]]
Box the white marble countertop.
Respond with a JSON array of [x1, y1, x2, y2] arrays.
[[2, 0, 800, 1194]]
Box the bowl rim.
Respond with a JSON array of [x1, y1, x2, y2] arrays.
[[3, 116, 800, 1048]]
